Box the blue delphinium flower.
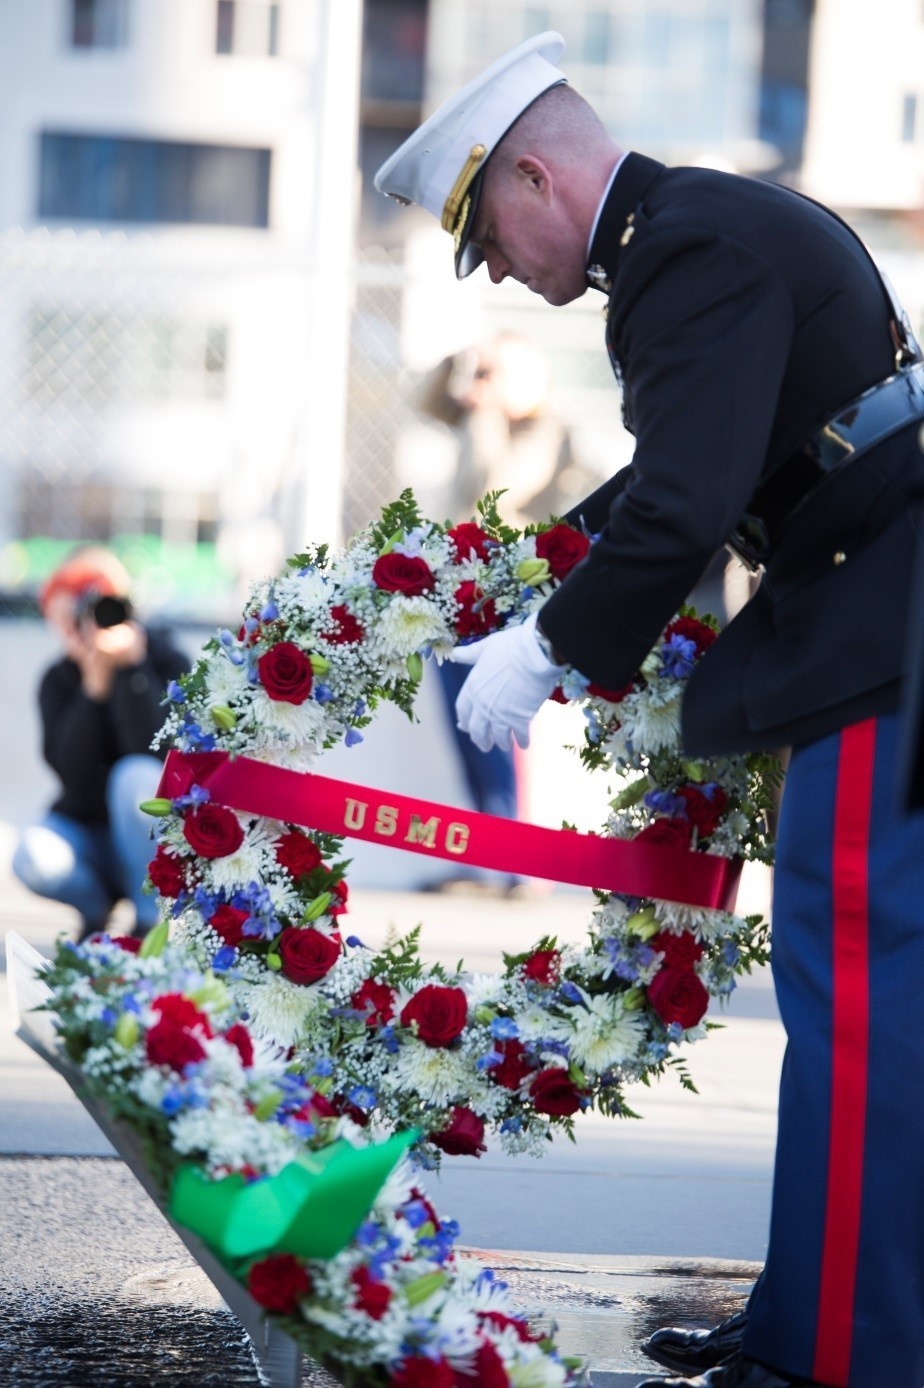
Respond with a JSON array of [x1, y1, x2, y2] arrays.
[[166, 680, 186, 704], [645, 788, 685, 816], [659, 633, 698, 679], [490, 1015, 519, 1040], [344, 727, 364, 747], [259, 599, 279, 622], [476, 1049, 502, 1072], [348, 1084, 377, 1110], [177, 714, 217, 753], [211, 946, 237, 973]]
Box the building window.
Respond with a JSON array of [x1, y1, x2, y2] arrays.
[[215, 0, 281, 57], [38, 132, 271, 227], [902, 93, 918, 143], [71, 0, 129, 49], [24, 309, 229, 407]]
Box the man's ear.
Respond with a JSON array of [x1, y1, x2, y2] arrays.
[[514, 155, 553, 202]]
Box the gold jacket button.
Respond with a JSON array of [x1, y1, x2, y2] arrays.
[[833, 550, 847, 565]]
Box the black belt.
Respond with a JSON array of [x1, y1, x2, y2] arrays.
[[727, 361, 924, 570]]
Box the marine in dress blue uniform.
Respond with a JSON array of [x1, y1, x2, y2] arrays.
[[375, 33, 924, 1388]]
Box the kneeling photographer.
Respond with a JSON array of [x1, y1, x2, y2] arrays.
[[13, 547, 189, 941]]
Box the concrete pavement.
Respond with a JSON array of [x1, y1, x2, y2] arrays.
[[1, 840, 778, 1384]]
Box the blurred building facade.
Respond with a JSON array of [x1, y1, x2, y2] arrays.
[[1, 0, 921, 619], [0, 0, 361, 614]]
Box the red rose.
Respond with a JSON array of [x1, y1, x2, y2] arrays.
[[587, 679, 635, 704], [522, 949, 561, 985], [636, 818, 694, 850], [479, 1310, 539, 1344], [647, 966, 710, 1029], [152, 993, 213, 1037], [650, 931, 704, 969], [534, 523, 590, 580], [664, 615, 717, 656], [529, 1067, 584, 1116], [330, 1092, 370, 1127], [371, 552, 434, 596], [183, 804, 244, 859], [247, 1254, 312, 1314], [351, 1264, 392, 1320], [277, 927, 341, 985], [145, 1020, 207, 1071], [676, 785, 728, 839], [148, 844, 188, 897], [110, 935, 142, 954], [258, 641, 313, 704], [430, 1105, 486, 1157], [326, 603, 364, 645], [351, 978, 397, 1026], [289, 1094, 337, 1125], [453, 1341, 510, 1386], [224, 1022, 254, 1068], [453, 581, 497, 638], [209, 904, 249, 948], [491, 1038, 533, 1090], [448, 522, 492, 562], [400, 984, 468, 1047], [275, 831, 323, 878], [392, 1358, 455, 1388]]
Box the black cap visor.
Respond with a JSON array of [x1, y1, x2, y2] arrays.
[[453, 167, 486, 279]]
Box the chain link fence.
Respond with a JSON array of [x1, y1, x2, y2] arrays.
[[0, 227, 623, 616]]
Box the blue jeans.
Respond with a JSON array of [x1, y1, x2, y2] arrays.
[[13, 754, 163, 935]]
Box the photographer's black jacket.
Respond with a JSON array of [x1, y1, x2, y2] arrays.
[[39, 628, 189, 824], [539, 154, 924, 755]]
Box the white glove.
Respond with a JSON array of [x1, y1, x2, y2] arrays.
[[451, 613, 562, 752]]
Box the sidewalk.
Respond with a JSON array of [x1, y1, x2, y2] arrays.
[[1, 853, 777, 1385]]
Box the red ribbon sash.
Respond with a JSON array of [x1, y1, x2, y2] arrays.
[[158, 750, 741, 912]]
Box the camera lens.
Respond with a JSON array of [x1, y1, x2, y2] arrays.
[[93, 595, 131, 628]]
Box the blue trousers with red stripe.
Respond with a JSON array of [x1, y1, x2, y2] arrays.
[[744, 713, 924, 1386]]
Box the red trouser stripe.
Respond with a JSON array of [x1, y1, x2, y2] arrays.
[[812, 718, 876, 1386]]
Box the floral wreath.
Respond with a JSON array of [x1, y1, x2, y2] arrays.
[[144, 490, 778, 1159], [39, 490, 779, 1385]]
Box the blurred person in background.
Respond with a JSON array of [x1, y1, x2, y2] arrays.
[[415, 332, 594, 895], [13, 547, 189, 942], [377, 30, 924, 1388]]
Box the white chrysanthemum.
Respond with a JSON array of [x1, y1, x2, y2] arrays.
[[618, 686, 683, 754], [431, 1299, 483, 1359], [564, 992, 646, 1073], [169, 1108, 292, 1175], [203, 654, 251, 704], [653, 901, 716, 937], [276, 568, 332, 618], [388, 1042, 472, 1106], [249, 689, 331, 747], [513, 1003, 572, 1046], [463, 972, 510, 1009], [232, 972, 321, 1046], [509, 1356, 570, 1386], [374, 595, 451, 659]]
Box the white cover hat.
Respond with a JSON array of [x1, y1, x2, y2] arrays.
[[374, 32, 567, 279]]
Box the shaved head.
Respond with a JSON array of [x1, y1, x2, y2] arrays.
[[487, 84, 620, 184]]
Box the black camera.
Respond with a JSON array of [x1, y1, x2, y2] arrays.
[[74, 588, 133, 629]]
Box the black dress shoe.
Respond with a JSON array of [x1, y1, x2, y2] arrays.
[[642, 1308, 747, 1373], [634, 1355, 818, 1387]]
